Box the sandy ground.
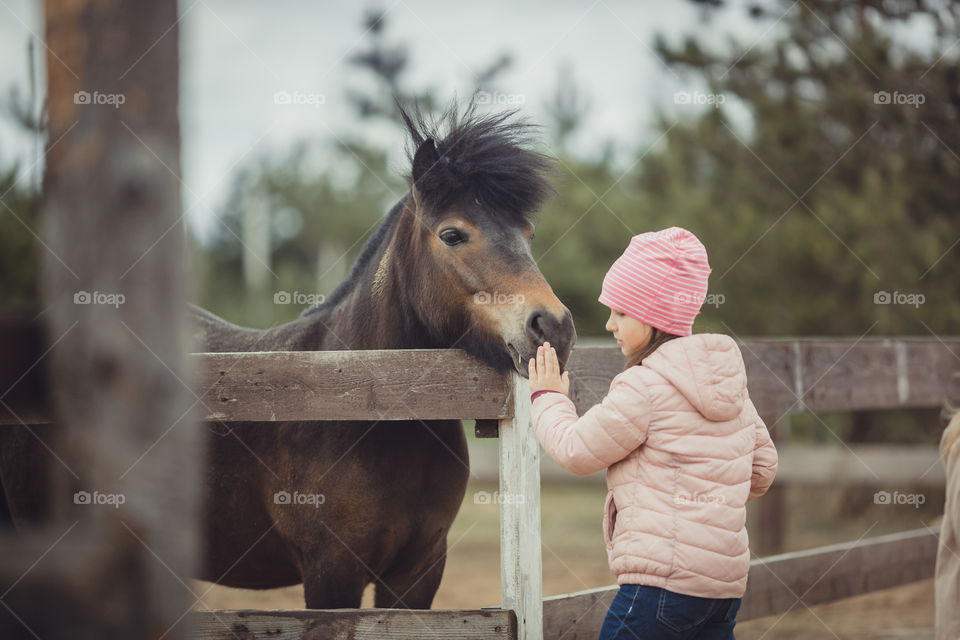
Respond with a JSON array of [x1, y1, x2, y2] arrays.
[[734, 579, 934, 639], [195, 479, 942, 638], [195, 480, 613, 611]]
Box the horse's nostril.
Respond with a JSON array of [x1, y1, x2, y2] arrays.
[[526, 312, 547, 342], [527, 309, 570, 342], [523, 307, 577, 363]]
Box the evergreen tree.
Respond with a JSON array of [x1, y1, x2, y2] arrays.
[[639, 0, 960, 337], [635, 0, 960, 441]]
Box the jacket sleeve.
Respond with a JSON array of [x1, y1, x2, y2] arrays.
[[531, 373, 652, 477], [745, 399, 778, 501]]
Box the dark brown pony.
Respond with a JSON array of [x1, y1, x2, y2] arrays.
[[0, 105, 575, 608], [189, 106, 574, 608]]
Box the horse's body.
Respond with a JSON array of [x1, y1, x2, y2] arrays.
[[188, 197, 479, 608], [0, 106, 576, 609]]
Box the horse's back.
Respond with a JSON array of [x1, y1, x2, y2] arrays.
[[188, 303, 265, 352]]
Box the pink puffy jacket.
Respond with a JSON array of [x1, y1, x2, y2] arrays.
[[532, 333, 778, 599]]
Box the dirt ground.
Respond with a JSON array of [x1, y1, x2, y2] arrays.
[[195, 479, 943, 639]]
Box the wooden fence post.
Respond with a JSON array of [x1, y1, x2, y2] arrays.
[[11, 1, 199, 638], [498, 374, 543, 640]]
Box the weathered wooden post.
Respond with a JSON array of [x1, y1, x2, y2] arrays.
[[0, 1, 200, 638], [498, 374, 543, 640]]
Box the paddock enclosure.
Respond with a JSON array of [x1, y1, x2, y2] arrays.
[[0, 1, 955, 639]]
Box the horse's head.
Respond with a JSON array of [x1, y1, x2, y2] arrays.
[[392, 105, 576, 377]]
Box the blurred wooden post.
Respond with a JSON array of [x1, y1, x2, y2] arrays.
[[499, 375, 542, 640], [242, 188, 271, 326], [1, 1, 199, 638]]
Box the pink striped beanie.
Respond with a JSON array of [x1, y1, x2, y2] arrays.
[[598, 227, 712, 337]]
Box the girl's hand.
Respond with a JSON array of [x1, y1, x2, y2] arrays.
[[528, 342, 570, 396]]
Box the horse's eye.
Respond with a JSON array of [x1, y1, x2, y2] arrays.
[[440, 229, 465, 246], [530, 233, 536, 241]]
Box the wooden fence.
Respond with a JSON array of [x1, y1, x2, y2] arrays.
[[3, 338, 956, 639]]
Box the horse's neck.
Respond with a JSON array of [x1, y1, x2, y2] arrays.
[[299, 211, 434, 351], [301, 285, 427, 352]]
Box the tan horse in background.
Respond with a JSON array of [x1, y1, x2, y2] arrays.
[[936, 406, 960, 639]]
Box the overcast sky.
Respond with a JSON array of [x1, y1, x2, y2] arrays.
[[1, 1, 791, 239]]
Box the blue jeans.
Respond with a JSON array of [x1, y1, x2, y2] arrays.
[[597, 584, 741, 640]]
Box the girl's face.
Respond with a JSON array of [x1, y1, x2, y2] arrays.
[[605, 308, 653, 358]]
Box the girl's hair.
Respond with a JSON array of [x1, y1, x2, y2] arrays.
[[624, 328, 682, 370]]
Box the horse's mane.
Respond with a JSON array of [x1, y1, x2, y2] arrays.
[[303, 103, 554, 317], [399, 101, 555, 223], [302, 195, 407, 315]]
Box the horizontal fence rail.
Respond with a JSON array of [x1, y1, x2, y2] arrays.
[[191, 350, 512, 422], [568, 338, 960, 418], [190, 608, 517, 640], [4, 337, 960, 425]]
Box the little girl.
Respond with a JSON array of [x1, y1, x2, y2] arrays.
[[528, 227, 778, 640]]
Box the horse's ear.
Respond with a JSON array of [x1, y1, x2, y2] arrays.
[[412, 137, 439, 187]]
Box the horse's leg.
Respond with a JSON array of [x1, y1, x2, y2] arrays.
[[301, 553, 370, 609], [0, 476, 13, 529], [374, 538, 447, 609]]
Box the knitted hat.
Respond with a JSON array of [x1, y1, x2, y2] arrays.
[[598, 227, 712, 337]]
